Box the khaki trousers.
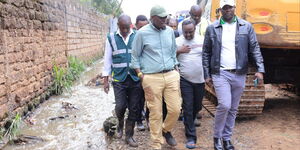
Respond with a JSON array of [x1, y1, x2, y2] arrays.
[[142, 70, 182, 149]]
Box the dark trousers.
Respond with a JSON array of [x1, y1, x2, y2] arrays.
[[137, 91, 145, 122], [112, 76, 143, 121], [180, 77, 205, 142]]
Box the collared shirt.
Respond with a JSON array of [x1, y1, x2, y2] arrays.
[[130, 23, 178, 74], [220, 16, 237, 25], [176, 34, 205, 83], [102, 29, 134, 76], [220, 17, 237, 70]]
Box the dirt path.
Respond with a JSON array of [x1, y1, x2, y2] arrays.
[[107, 86, 300, 150]]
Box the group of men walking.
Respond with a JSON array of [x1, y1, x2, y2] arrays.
[[102, 0, 265, 149]]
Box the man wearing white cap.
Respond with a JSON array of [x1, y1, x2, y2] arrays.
[[131, 5, 181, 150], [202, 0, 265, 150]]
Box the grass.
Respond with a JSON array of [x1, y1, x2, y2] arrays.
[[0, 127, 4, 140], [67, 56, 85, 81], [52, 56, 86, 95], [3, 113, 22, 141]]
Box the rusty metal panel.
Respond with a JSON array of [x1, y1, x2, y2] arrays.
[[209, 0, 300, 49]]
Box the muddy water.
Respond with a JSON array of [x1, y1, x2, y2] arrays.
[[4, 59, 115, 150]]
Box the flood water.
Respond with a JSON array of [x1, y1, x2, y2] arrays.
[[4, 59, 115, 150]]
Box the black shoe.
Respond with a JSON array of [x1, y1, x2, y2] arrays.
[[136, 121, 145, 131], [115, 127, 123, 139], [115, 118, 124, 139], [196, 113, 202, 119], [125, 136, 138, 147], [125, 120, 138, 147], [163, 131, 177, 146], [214, 138, 224, 150], [194, 119, 201, 127], [223, 140, 234, 150]]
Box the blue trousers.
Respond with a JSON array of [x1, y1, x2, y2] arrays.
[[212, 70, 246, 140]]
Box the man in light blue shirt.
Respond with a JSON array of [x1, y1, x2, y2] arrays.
[[131, 5, 181, 150], [131, 14, 178, 73]]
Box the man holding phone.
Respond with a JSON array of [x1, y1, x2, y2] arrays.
[[202, 0, 265, 149]]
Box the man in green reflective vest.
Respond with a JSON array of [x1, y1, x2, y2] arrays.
[[102, 14, 143, 147]]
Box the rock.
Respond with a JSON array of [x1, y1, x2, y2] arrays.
[[86, 74, 104, 87], [103, 116, 118, 137], [61, 102, 78, 110]]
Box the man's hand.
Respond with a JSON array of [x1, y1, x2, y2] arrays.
[[254, 72, 264, 84], [135, 69, 144, 82], [255, 72, 264, 80], [205, 78, 213, 87], [174, 65, 179, 72], [103, 76, 109, 94], [205, 78, 212, 83], [177, 45, 191, 55], [138, 73, 144, 82]]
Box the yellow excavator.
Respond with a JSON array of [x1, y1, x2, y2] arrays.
[[200, 0, 300, 116]]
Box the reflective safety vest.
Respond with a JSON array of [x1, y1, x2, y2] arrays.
[[107, 32, 139, 82], [199, 18, 210, 36]]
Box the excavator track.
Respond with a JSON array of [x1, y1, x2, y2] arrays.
[[204, 73, 265, 117]]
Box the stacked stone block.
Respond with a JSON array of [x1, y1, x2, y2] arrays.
[[0, 0, 109, 125]]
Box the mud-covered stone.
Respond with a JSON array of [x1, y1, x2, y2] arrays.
[[0, 104, 8, 120], [28, 9, 35, 19], [24, 0, 33, 9], [11, 0, 24, 7]]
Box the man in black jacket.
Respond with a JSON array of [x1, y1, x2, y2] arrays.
[[202, 0, 264, 150]]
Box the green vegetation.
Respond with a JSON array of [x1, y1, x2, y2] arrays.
[[52, 56, 86, 95], [67, 56, 85, 81], [80, 0, 123, 16], [52, 64, 70, 95], [0, 127, 4, 140], [3, 113, 22, 141]]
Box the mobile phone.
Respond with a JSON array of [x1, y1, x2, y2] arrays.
[[253, 78, 259, 87]]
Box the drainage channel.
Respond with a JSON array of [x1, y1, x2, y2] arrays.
[[3, 59, 115, 150]]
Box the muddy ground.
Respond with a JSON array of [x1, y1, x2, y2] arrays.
[[107, 84, 300, 150]]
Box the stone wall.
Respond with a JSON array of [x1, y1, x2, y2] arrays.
[[66, 0, 108, 61], [0, 0, 109, 125]]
